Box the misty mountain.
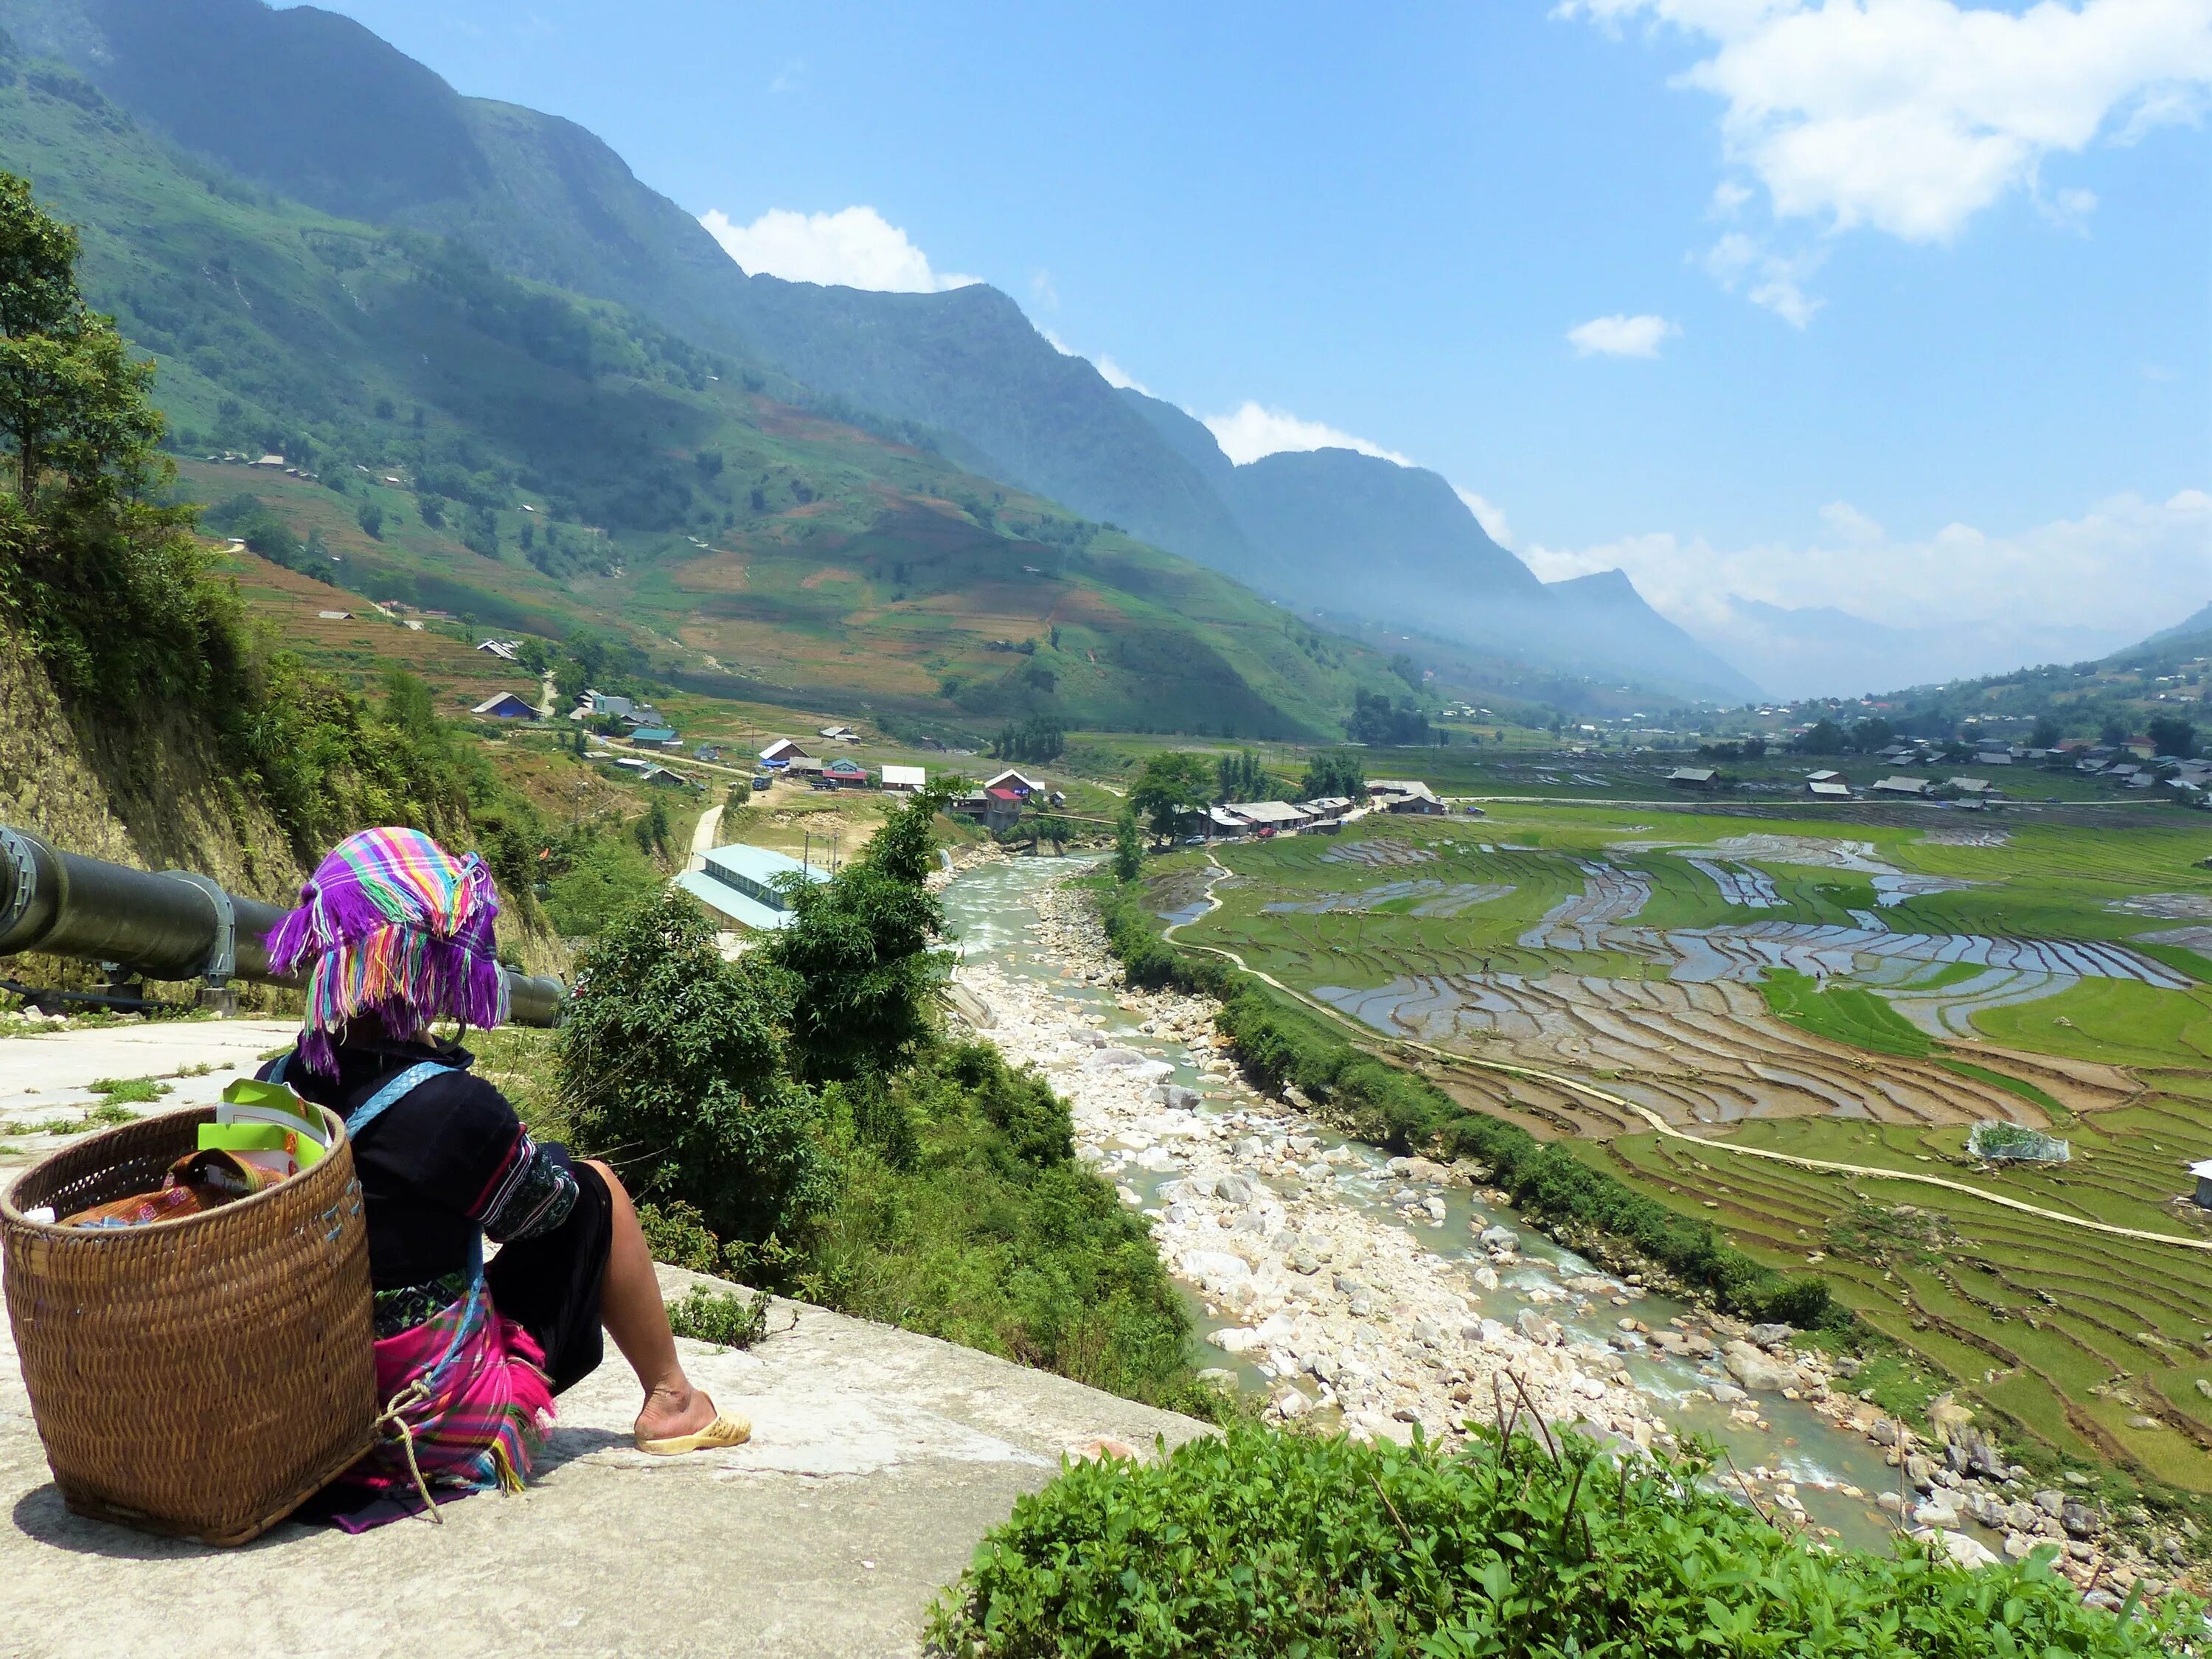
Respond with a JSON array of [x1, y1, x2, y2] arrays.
[[1119, 392, 1755, 698], [1696, 596, 2129, 699], [7, 0, 1756, 701]]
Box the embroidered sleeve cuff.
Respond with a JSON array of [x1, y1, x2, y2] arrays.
[[481, 1137, 580, 1242]]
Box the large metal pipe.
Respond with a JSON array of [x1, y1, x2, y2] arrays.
[[0, 825, 565, 1026]]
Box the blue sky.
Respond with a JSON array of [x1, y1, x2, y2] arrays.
[[320, 0, 2209, 687]]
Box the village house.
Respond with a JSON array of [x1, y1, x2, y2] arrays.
[[475, 639, 521, 663], [947, 787, 1023, 834], [822, 758, 870, 789], [983, 768, 1044, 798], [880, 764, 928, 793], [759, 738, 812, 766], [1224, 801, 1313, 833], [1367, 779, 1444, 814], [1666, 766, 1719, 790], [1870, 776, 1931, 798], [1806, 779, 1852, 799], [627, 727, 682, 751], [470, 692, 538, 720], [673, 843, 832, 934]]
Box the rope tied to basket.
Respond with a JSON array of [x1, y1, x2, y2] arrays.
[[372, 1378, 442, 1525]]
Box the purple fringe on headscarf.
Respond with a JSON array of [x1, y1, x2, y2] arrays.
[[265, 827, 509, 1075]]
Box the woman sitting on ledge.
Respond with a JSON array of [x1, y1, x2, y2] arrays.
[[259, 827, 748, 1531]]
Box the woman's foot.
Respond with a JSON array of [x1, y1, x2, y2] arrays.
[[635, 1381, 720, 1444]]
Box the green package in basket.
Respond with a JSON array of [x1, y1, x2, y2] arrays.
[[216, 1077, 328, 1169]]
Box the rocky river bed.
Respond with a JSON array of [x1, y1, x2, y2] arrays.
[[936, 853, 2195, 1604]]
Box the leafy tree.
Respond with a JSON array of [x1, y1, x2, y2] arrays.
[[1214, 748, 1270, 803], [1112, 805, 1143, 883], [1387, 652, 1422, 692], [725, 778, 752, 813], [1128, 751, 1214, 842], [2029, 714, 2061, 750], [1300, 749, 1366, 799], [558, 892, 827, 1248], [1848, 717, 1894, 752], [2149, 714, 2197, 759], [990, 713, 1064, 763], [2100, 712, 2132, 747], [0, 176, 161, 507], [765, 787, 950, 1085], [1348, 689, 1428, 746], [1790, 719, 1848, 754], [355, 499, 383, 539], [631, 794, 672, 863]]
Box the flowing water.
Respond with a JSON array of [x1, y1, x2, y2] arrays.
[[942, 857, 1916, 1548]]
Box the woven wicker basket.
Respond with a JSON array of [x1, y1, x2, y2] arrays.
[[1, 1104, 376, 1545]]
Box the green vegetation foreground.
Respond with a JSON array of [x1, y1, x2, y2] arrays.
[[931, 1426, 2191, 1657]]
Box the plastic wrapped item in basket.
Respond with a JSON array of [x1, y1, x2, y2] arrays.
[[1, 1104, 377, 1544]]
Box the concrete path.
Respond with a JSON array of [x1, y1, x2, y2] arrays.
[[1, 1267, 1204, 1659], [0, 1018, 1210, 1657], [686, 802, 725, 874], [0, 1018, 297, 1158]]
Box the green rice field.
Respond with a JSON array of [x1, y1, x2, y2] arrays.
[[1166, 796, 2212, 1484]]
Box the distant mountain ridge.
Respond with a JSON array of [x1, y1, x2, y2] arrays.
[[3, 0, 1756, 701]]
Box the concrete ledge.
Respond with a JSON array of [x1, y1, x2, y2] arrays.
[[1, 1263, 1211, 1658]]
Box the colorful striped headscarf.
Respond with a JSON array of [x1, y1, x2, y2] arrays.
[[265, 827, 509, 1075]]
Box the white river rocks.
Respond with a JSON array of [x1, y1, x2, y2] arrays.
[[956, 881, 1696, 1458]]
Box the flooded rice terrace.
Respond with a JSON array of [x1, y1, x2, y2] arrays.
[[941, 855, 1918, 1551]]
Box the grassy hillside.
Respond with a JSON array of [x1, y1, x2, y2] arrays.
[[1, 0, 1764, 708], [0, 41, 1397, 739]]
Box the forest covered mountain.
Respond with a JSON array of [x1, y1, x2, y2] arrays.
[[0, 0, 1756, 703], [0, 30, 1411, 737]]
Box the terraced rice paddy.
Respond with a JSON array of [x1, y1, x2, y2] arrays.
[[1165, 799, 2212, 1484]]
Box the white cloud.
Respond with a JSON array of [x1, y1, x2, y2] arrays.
[[1202, 402, 1414, 467], [1567, 313, 1680, 357], [1092, 355, 1150, 394], [1561, 0, 2212, 243], [1040, 329, 1153, 396], [1455, 488, 1517, 548], [1701, 232, 1825, 325], [698, 206, 980, 292], [1524, 488, 2211, 671]]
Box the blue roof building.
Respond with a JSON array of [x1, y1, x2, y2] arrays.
[[672, 842, 832, 932]]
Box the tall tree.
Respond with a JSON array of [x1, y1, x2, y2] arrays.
[[1112, 804, 1143, 883], [1301, 749, 1366, 799], [765, 786, 950, 1084], [0, 174, 160, 504], [1128, 751, 1214, 843]]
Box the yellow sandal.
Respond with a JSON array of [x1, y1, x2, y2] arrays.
[[636, 1411, 752, 1455]]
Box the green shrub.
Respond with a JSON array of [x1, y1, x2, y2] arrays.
[[802, 1041, 1226, 1420], [764, 787, 949, 1085], [666, 1284, 771, 1350], [557, 892, 832, 1251], [931, 1425, 2191, 1657]]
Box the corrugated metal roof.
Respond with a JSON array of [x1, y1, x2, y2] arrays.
[[881, 764, 926, 787]]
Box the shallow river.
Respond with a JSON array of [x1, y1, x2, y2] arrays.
[[942, 856, 1911, 1548]]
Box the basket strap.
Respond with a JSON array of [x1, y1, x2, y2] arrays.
[[342, 1060, 457, 1141]]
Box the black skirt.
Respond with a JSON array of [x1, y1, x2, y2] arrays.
[[485, 1149, 613, 1395]]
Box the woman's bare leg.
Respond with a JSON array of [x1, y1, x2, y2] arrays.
[[582, 1158, 722, 1440]]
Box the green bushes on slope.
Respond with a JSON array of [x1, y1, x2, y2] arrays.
[[1092, 880, 1835, 1327], [558, 794, 1221, 1418], [930, 1425, 2190, 1657]]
